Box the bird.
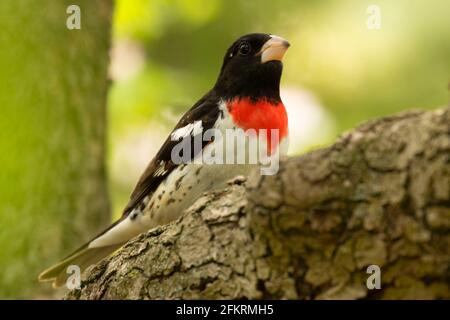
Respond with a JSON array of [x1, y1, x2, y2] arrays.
[[39, 33, 290, 288]]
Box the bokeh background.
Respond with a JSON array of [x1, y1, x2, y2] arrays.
[[0, 0, 448, 298]]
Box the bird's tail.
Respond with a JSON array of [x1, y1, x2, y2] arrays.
[[38, 243, 122, 288], [38, 217, 138, 288]]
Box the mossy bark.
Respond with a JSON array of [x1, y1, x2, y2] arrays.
[[68, 106, 450, 300], [0, 1, 113, 298]]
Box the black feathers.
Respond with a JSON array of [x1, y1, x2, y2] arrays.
[[214, 33, 283, 103], [123, 94, 220, 216]]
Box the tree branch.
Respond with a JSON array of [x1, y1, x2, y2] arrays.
[[68, 106, 450, 300]]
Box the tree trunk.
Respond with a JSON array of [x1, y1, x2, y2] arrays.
[[68, 106, 450, 300], [0, 1, 113, 298]]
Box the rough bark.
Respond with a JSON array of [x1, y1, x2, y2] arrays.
[[0, 1, 112, 298], [69, 106, 450, 300]]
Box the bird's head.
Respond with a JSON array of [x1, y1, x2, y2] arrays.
[[214, 33, 290, 102]]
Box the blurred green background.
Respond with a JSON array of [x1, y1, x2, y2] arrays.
[[0, 0, 448, 298], [108, 0, 449, 220]]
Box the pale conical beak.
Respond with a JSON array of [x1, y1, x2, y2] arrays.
[[260, 35, 290, 63]]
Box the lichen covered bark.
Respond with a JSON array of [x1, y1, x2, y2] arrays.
[[68, 107, 450, 300]]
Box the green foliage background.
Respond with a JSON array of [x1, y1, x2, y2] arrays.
[[110, 0, 449, 131]]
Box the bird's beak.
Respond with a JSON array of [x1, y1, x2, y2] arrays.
[[260, 35, 290, 63]]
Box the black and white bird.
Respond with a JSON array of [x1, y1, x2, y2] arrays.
[[39, 33, 290, 287]]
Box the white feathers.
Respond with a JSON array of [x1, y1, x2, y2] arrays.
[[171, 121, 203, 140], [153, 161, 168, 177], [88, 217, 144, 248], [216, 100, 234, 129]]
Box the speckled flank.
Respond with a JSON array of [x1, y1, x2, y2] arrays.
[[141, 163, 255, 226]]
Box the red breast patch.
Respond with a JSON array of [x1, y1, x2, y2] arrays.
[[227, 97, 288, 154]]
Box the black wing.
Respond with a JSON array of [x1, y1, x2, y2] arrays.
[[122, 92, 221, 215]]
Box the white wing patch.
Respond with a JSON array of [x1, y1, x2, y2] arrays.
[[171, 121, 203, 140], [153, 161, 167, 177]]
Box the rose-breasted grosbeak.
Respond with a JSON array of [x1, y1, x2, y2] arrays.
[[39, 33, 290, 287]]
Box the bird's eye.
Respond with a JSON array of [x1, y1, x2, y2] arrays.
[[238, 41, 251, 56]]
